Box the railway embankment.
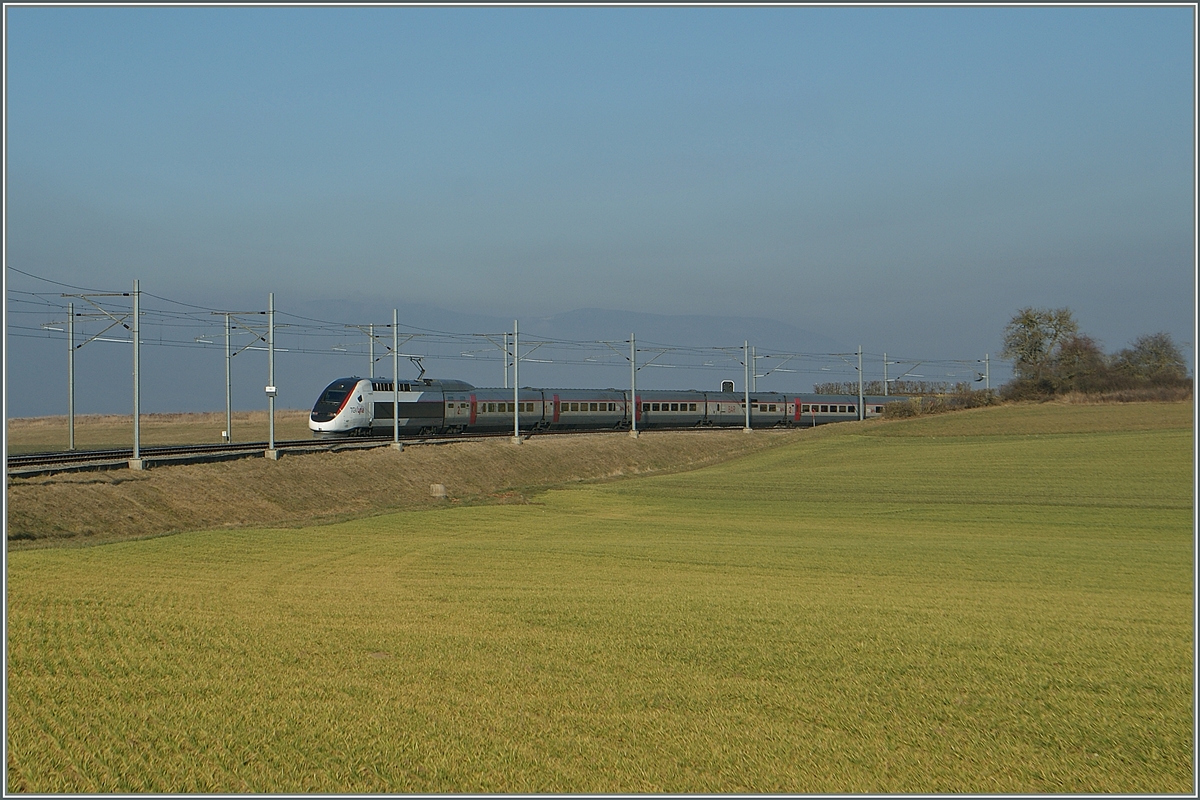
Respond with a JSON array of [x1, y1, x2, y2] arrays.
[[7, 426, 805, 549]]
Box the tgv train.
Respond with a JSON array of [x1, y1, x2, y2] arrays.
[[309, 376, 905, 438]]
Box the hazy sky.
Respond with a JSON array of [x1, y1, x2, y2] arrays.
[[5, 5, 1196, 372]]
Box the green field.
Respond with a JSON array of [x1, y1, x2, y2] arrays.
[[6, 409, 313, 455], [6, 402, 1194, 792]]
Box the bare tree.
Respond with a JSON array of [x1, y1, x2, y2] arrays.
[[1053, 334, 1108, 393], [1001, 307, 1078, 383], [1114, 332, 1188, 384]]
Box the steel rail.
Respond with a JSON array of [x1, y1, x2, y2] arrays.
[[6, 423, 771, 476]]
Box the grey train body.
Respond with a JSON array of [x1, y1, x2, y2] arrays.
[[310, 377, 904, 438]]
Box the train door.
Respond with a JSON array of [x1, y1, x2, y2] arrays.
[[445, 395, 467, 429]]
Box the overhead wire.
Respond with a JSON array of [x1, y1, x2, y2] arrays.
[[7, 267, 1009, 383]]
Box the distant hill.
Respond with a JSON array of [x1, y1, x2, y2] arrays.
[[6, 298, 851, 419], [290, 300, 843, 354]]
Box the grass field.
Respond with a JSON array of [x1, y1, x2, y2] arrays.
[[5, 402, 1194, 792], [6, 409, 314, 455], [6, 427, 794, 547]]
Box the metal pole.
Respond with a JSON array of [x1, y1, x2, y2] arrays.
[[858, 345, 864, 420], [743, 340, 751, 432], [132, 279, 141, 463], [268, 292, 275, 452], [513, 320, 521, 443], [883, 352, 888, 397], [393, 309, 400, 448], [751, 345, 757, 392], [68, 302, 75, 450], [630, 333, 637, 437], [225, 313, 232, 442], [369, 323, 374, 380], [503, 331, 509, 389], [985, 353, 990, 390]]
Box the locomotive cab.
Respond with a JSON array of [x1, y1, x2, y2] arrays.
[[310, 377, 371, 437]]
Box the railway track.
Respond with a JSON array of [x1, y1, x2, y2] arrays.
[[5, 427, 638, 477], [6, 436, 399, 476]]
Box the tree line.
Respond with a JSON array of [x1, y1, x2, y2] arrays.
[[812, 380, 979, 396], [1000, 307, 1190, 399]]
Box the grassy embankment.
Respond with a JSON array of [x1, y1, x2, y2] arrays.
[[6, 409, 314, 455], [6, 401, 1194, 793], [6, 426, 796, 547]]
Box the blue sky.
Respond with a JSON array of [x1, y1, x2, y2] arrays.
[[4, 5, 1195, 414]]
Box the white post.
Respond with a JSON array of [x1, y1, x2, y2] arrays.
[[630, 333, 638, 438], [68, 302, 75, 450], [131, 279, 142, 468], [369, 323, 374, 380], [985, 353, 990, 390], [267, 292, 276, 456], [751, 345, 757, 392], [743, 340, 751, 432], [393, 309, 401, 450], [858, 345, 864, 420], [512, 320, 521, 444], [224, 313, 232, 442], [883, 352, 888, 397], [503, 331, 509, 389]]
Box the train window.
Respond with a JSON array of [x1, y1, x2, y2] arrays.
[[689, 403, 697, 411], [642, 403, 650, 412], [820, 405, 828, 413], [849, 406, 856, 414], [875, 406, 883, 413], [649, 403, 657, 411], [588, 402, 596, 411], [668, 403, 675, 411], [608, 403, 615, 411]]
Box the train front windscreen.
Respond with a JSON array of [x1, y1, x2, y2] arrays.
[[311, 378, 358, 422]]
